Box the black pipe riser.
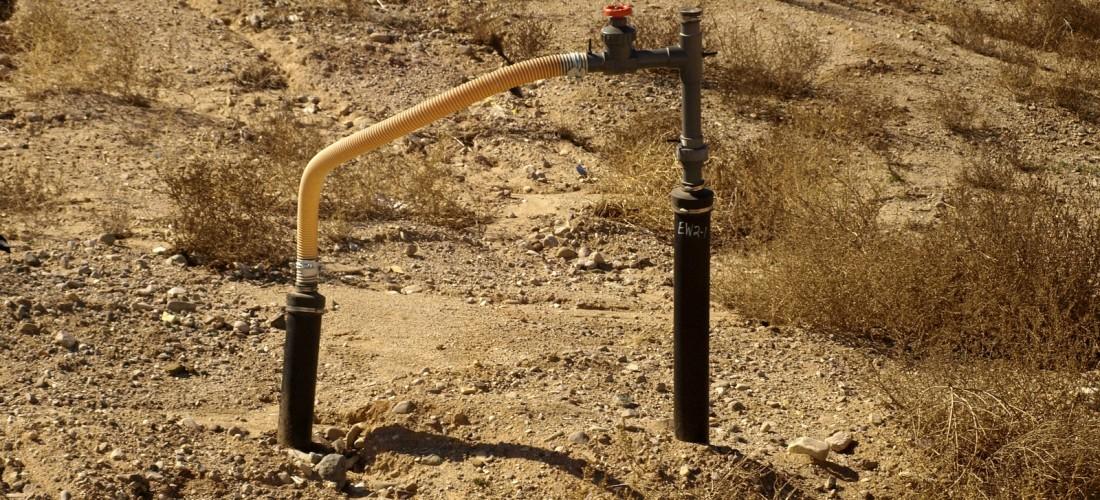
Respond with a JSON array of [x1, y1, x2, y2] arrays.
[[671, 187, 714, 444], [278, 290, 326, 451]]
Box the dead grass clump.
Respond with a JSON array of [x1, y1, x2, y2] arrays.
[[159, 153, 293, 265], [1001, 63, 1100, 123], [326, 145, 480, 231], [235, 60, 287, 91], [505, 17, 551, 62], [0, 160, 65, 213], [933, 93, 992, 137], [720, 174, 1100, 370], [710, 23, 827, 98], [942, 0, 1100, 61], [10, 0, 154, 104], [598, 96, 899, 246], [880, 362, 1100, 498], [958, 148, 1023, 191], [160, 114, 477, 264]]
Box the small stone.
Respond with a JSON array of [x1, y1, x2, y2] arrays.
[[110, 449, 126, 461], [655, 382, 669, 393], [166, 287, 187, 299], [568, 431, 589, 444], [401, 284, 424, 295], [97, 233, 116, 246], [152, 246, 168, 255], [54, 332, 78, 350], [370, 32, 396, 43], [787, 437, 830, 462], [165, 301, 197, 313], [166, 254, 188, 266], [392, 400, 416, 414], [460, 386, 478, 395], [268, 313, 287, 330], [589, 252, 606, 265], [163, 362, 188, 377], [404, 244, 418, 257], [314, 454, 347, 485], [323, 426, 345, 441], [870, 414, 885, 426], [730, 401, 747, 412], [421, 454, 444, 466], [555, 247, 578, 260], [232, 320, 250, 334], [451, 412, 471, 426], [161, 312, 179, 325], [678, 464, 694, 477], [826, 431, 854, 452], [23, 252, 41, 266], [18, 322, 40, 335], [760, 421, 774, 433]]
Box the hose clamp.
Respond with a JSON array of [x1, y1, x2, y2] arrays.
[[563, 52, 588, 79], [295, 259, 320, 288]]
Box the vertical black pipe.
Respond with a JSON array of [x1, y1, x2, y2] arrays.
[[278, 290, 325, 450], [672, 7, 712, 445], [671, 189, 713, 444]]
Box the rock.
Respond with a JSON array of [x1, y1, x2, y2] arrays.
[[246, 13, 265, 29], [97, 233, 116, 246], [370, 32, 396, 43], [152, 246, 168, 255], [268, 313, 287, 330], [346, 422, 370, 448], [730, 401, 747, 412], [826, 431, 854, 452], [678, 464, 694, 477], [163, 362, 188, 377], [555, 247, 578, 260], [232, 320, 250, 334], [568, 431, 589, 444], [165, 301, 197, 313], [161, 312, 178, 325], [541, 235, 559, 248], [401, 284, 424, 295], [17, 322, 39, 335], [392, 400, 416, 414], [110, 449, 126, 461], [760, 421, 774, 433], [421, 454, 444, 466], [54, 332, 78, 350], [404, 244, 418, 257], [166, 287, 187, 299], [787, 437, 830, 462], [589, 252, 606, 265], [870, 414, 885, 426], [314, 454, 347, 485], [323, 426, 345, 441], [23, 252, 41, 266], [166, 254, 188, 266], [451, 412, 471, 426], [460, 386, 478, 395]]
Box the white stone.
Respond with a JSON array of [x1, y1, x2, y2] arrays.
[[787, 436, 830, 461]]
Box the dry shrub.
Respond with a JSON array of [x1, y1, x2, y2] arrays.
[[0, 160, 65, 213], [598, 96, 899, 246], [880, 362, 1100, 498], [958, 148, 1020, 191], [710, 22, 826, 98], [720, 173, 1100, 370], [326, 145, 480, 230], [159, 113, 476, 264], [630, 11, 681, 50], [1001, 63, 1100, 123], [10, 0, 154, 104], [933, 93, 992, 137], [235, 60, 287, 92], [941, 0, 1100, 61], [505, 17, 551, 61]]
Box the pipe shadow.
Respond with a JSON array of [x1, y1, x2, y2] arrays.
[[358, 425, 644, 498]]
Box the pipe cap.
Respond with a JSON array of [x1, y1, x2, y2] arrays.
[[603, 3, 633, 18]]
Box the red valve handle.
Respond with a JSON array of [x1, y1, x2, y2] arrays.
[[603, 3, 633, 18]]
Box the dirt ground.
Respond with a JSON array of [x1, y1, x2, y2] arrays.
[[2, 0, 1098, 499]]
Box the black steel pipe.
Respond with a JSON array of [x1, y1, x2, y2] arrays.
[[671, 188, 713, 444], [278, 290, 326, 451]]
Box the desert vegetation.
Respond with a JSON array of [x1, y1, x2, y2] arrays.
[[8, 0, 155, 104]]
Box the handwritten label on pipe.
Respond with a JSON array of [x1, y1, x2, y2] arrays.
[[677, 221, 709, 239]]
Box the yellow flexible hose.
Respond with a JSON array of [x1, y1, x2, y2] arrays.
[[294, 53, 587, 287]]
